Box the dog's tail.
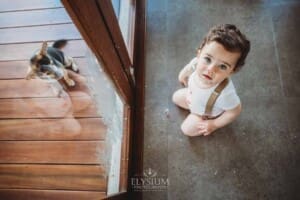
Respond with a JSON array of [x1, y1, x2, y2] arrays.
[[52, 39, 68, 49]]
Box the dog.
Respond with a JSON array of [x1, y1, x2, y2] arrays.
[[26, 39, 79, 87]]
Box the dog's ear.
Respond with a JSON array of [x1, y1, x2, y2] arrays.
[[39, 42, 48, 55]]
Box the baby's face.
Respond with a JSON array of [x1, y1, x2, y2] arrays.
[[196, 41, 240, 87]]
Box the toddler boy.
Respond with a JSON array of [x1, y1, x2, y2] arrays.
[[172, 24, 250, 136]]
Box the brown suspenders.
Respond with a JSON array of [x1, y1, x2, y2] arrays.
[[189, 58, 229, 119], [202, 78, 229, 120]]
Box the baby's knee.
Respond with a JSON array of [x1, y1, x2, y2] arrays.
[[180, 114, 203, 137], [172, 89, 185, 105], [172, 91, 179, 104], [180, 121, 198, 137], [180, 123, 189, 136]]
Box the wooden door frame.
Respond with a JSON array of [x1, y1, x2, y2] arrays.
[[61, 0, 146, 199], [61, 0, 134, 105]]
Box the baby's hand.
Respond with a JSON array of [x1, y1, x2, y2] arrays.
[[197, 120, 217, 136]]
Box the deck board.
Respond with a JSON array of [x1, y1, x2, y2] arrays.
[[0, 189, 106, 200], [0, 79, 63, 98], [0, 78, 92, 98], [0, 24, 81, 44], [0, 164, 106, 190], [0, 96, 99, 118], [0, 0, 62, 12], [0, 58, 90, 79], [0, 8, 71, 28], [0, 141, 104, 164], [0, 0, 107, 197], [0, 40, 87, 61], [0, 118, 106, 140]]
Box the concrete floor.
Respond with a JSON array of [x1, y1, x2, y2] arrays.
[[143, 0, 299, 199]]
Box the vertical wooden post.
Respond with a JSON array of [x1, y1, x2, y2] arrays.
[[129, 0, 146, 199]]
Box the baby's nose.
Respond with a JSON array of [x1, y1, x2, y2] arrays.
[[207, 64, 217, 72]]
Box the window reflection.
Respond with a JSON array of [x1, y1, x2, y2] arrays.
[[112, 0, 121, 19]]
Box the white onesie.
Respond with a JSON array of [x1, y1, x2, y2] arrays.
[[186, 59, 241, 117]]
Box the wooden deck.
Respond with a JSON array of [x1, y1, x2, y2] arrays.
[[0, 0, 107, 199]]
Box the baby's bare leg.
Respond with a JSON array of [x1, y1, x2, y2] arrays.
[[172, 88, 189, 110], [181, 113, 204, 136]]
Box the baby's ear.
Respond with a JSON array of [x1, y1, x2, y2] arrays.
[[39, 41, 48, 55], [231, 66, 240, 74], [196, 48, 201, 58]]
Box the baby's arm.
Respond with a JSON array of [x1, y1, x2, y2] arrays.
[[199, 104, 242, 136], [178, 58, 197, 86]]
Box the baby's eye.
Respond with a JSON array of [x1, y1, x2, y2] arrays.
[[219, 64, 228, 70], [203, 57, 211, 64]]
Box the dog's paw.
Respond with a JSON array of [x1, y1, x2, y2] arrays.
[[66, 79, 75, 87], [74, 68, 80, 73], [25, 74, 36, 80], [71, 64, 80, 73]]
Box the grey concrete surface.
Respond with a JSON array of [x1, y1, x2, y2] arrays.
[[143, 0, 299, 199]]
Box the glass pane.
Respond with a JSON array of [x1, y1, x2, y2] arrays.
[[112, 0, 121, 19], [85, 49, 125, 195], [0, 1, 126, 198], [112, 0, 136, 61]]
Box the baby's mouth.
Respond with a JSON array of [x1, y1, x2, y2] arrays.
[[202, 74, 212, 80]]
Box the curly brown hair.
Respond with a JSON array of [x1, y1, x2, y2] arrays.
[[198, 24, 250, 72]]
